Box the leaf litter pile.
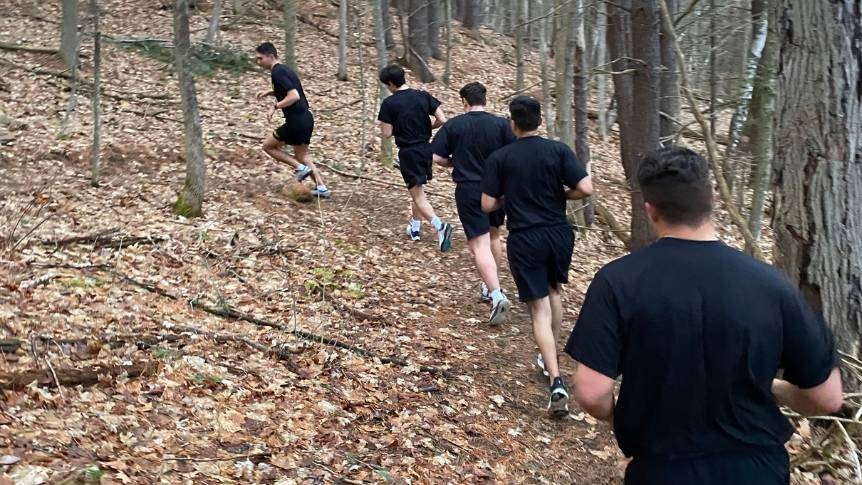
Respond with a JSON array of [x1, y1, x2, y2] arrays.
[[0, 0, 840, 483]]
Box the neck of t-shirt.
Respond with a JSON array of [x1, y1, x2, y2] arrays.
[[516, 132, 540, 139], [396, 85, 411, 92]]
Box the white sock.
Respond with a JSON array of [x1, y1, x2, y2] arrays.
[[297, 164, 309, 171], [430, 216, 443, 231], [316, 184, 327, 192], [410, 219, 421, 231], [490, 288, 504, 303]]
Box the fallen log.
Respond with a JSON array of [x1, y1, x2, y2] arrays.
[[0, 361, 158, 390]]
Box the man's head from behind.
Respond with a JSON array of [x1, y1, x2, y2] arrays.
[[508, 96, 541, 135], [379, 64, 406, 92], [637, 146, 713, 231], [459, 82, 487, 111], [255, 42, 278, 70]]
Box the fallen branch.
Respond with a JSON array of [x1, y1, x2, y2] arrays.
[[315, 161, 453, 200], [0, 41, 59, 54], [0, 361, 158, 390], [164, 452, 272, 462], [594, 201, 632, 247], [41, 231, 166, 250], [297, 14, 338, 38], [0, 340, 21, 354]]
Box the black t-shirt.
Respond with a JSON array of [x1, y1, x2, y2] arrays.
[[565, 238, 837, 462], [377, 88, 441, 147], [271, 64, 309, 118], [481, 136, 588, 231], [431, 111, 516, 184]]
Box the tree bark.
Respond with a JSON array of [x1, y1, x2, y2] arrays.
[[429, 0, 443, 59], [205, 0, 222, 44], [595, 0, 608, 142], [373, 0, 394, 167], [283, 0, 297, 70], [658, 0, 679, 142], [0, 362, 158, 390], [554, 0, 575, 146], [381, 0, 395, 48], [574, 2, 594, 226], [515, 0, 526, 91], [443, 0, 453, 84], [462, 0, 480, 29], [406, 0, 436, 82], [628, 0, 660, 249], [61, 0, 79, 70], [708, 0, 717, 136], [539, 0, 554, 139], [773, 0, 862, 378], [173, 0, 207, 218], [337, 0, 349, 80], [745, 2, 776, 251], [90, 0, 102, 188]]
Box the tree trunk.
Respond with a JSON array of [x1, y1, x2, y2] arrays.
[[745, 2, 777, 252], [90, 0, 102, 188], [627, 0, 660, 249], [539, 0, 554, 139], [381, 0, 395, 49], [373, 0, 394, 167], [658, 0, 679, 142], [723, 0, 767, 190], [429, 0, 443, 59], [231, 0, 245, 15], [708, 0, 717, 137], [462, 0, 480, 29], [173, 0, 207, 218], [406, 0, 436, 82], [515, 0, 526, 91], [773, 0, 862, 378], [283, 0, 297, 70], [61, 0, 79, 70], [574, 2, 594, 226], [443, 0, 453, 85], [337, 0, 349, 81], [554, 0, 575, 146], [595, 0, 608, 142], [608, 0, 635, 182], [205, 0, 222, 44]]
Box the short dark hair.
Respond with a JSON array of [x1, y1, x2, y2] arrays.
[[459, 82, 487, 106], [637, 146, 713, 227], [379, 64, 406, 87], [509, 96, 541, 131], [255, 42, 278, 57]]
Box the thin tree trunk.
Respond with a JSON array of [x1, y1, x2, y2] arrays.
[[724, 0, 767, 190], [231, 0, 245, 15], [746, 18, 775, 249], [773, 0, 862, 386], [373, 0, 394, 167], [173, 0, 206, 218], [628, 0, 660, 249], [443, 0, 452, 85], [283, 0, 297, 71], [708, 0, 716, 137], [539, 0, 554, 139], [574, 1, 593, 226], [595, 0, 608, 141], [61, 0, 79, 70], [90, 0, 102, 188], [515, 0, 526, 91], [381, 0, 395, 48], [659, 0, 679, 142], [337, 0, 349, 81], [555, 0, 575, 146], [205, 0, 222, 44]]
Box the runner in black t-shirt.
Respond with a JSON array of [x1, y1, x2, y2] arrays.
[[481, 96, 593, 417], [431, 82, 515, 324], [565, 146, 842, 484], [254, 42, 330, 198], [377, 64, 453, 252]]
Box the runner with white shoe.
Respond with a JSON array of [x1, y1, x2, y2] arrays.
[[431, 82, 515, 325], [481, 96, 593, 417], [377, 65, 453, 251], [254, 42, 330, 198]]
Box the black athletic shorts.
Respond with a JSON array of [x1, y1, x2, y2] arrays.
[[507, 224, 574, 301], [274, 111, 314, 146], [625, 447, 790, 485], [397, 143, 433, 188], [455, 182, 504, 240]]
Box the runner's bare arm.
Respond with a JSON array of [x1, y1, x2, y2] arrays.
[[432, 154, 453, 167], [574, 362, 615, 424], [275, 89, 300, 109], [431, 107, 446, 129], [481, 193, 502, 213], [256, 89, 274, 99], [772, 369, 843, 416], [379, 122, 393, 138], [566, 175, 594, 200]]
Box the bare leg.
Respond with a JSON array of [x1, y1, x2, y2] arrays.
[[549, 285, 563, 346], [293, 144, 326, 186], [489, 226, 503, 268], [468, 233, 501, 291], [407, 185, 438, 223], [262, 135, 301, 169], [527, 296, 560, 383]]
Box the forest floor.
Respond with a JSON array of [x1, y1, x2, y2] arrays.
[[0, 0, 831, 484]]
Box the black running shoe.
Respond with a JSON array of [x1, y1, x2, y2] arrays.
[[548, 377, 569, 418], [438, 222, 453, 252]]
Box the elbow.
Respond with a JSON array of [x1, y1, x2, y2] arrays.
[[579, 177, 594, 197]]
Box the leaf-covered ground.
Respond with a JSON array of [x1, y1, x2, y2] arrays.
[[0, 0, 813, 484]]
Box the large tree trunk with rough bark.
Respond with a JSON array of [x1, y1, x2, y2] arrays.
[[406, 0, 436, 82], [373, 0, 394, 167], [627, 0, 660, 249], [381, 0, 395, 49], [658, 0, 678, 142], [429, 0, 443, 60], [173, 0, 207, 218], [773, 0, 862, 378]]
